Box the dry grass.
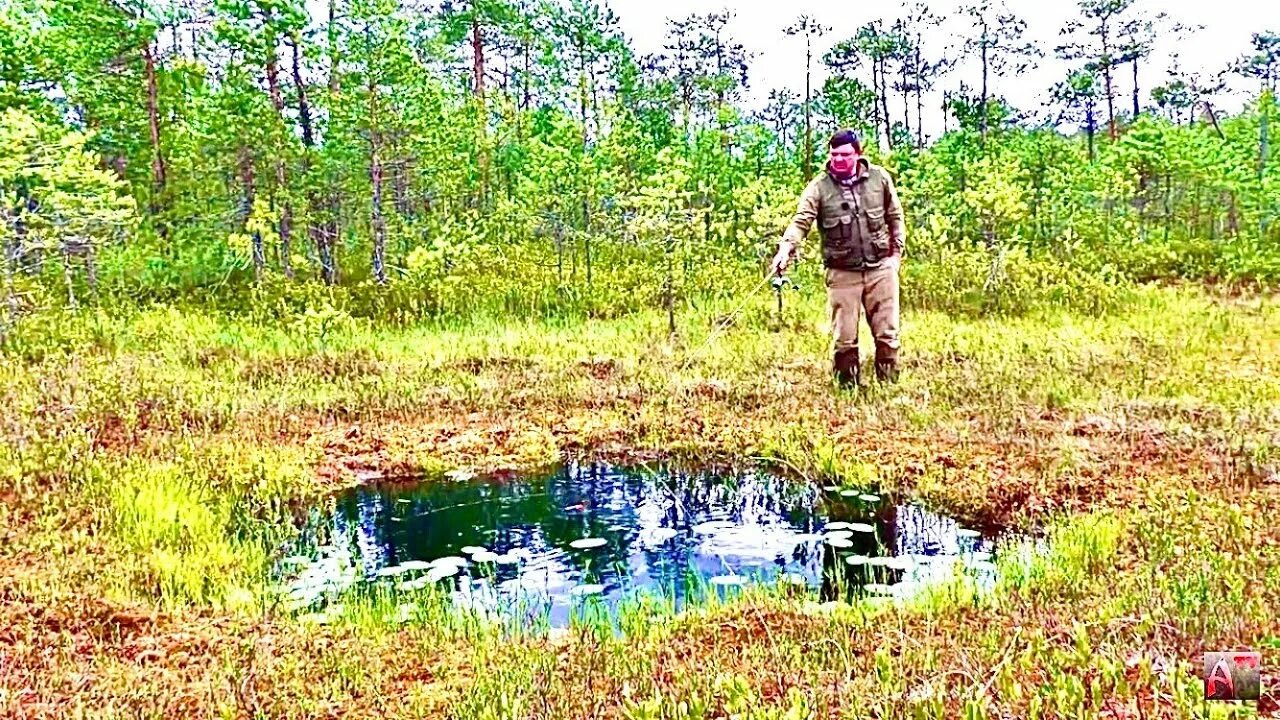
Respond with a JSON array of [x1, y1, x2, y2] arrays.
[[1, 285, 1278, 718]]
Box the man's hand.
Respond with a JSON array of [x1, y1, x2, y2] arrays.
[[770, 242, 794, 276]]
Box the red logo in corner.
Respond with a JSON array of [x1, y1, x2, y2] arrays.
[[1204, 652, 1262, 701]]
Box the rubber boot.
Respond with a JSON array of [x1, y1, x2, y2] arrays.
[[874, 347, 899, 384], [833, 347, 861, 389]]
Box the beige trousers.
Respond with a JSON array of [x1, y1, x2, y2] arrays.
[[826, 257, 900, 360]]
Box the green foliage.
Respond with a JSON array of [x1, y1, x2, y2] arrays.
[[0, 108, 137, 342], [996, 511, 1123, 600], [0, 108, 136, 242], [97, 444, 303, 610], [1, 0, 1278, 326]]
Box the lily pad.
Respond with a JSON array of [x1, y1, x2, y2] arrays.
[[569, 538, 608, 550], [427, 564, 461, 582], [461, 545, 489, 556], [569, 583, 606, 596], [471, 551, 501, 563], [848, 523, 876, 533], [823, 522, 854, 530], [839, 489, 859, 497], [398, 576, 433, 592], [883, 556, 915, 571], [859, 494, 880, 503], [430, 556, 469, 568], [823, 485, 840, 492], [826, 537, 854, 549], [866, 556, 913, 571], [399, 560, 434, 571], [845, 555, 870, 566], [956, 528, 982, 539], [642, 527, 679, 543], [823, 530, 855, 541]]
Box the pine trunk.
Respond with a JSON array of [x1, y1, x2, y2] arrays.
[[371, 140, 386, 285], [369, 55, 386, 285], [1086, 102, 1096, 162], [319, 199, 337, 286], [328, 0, 340, 95], [901, 60, 910, 144], [143, 41, 167, 221], [915, 44, 924, 148], [239, 148, 263, 281], [521, 37, 531, 110], [292, 35, 314, 147], [803, 36, 812, 179], [472, 19, 485, 97], [870, 60, 882, 138], [1102, 33, 1116, 140], [60, 241, 77, 309], [322, 0, 340, 284], [880, 55, 891, 144], [293, 32, 324, 282], [980, 35, 989, 142], [1131, 58, 1140, 118], [266, 51, 293, 279], [576, 38, 591, 286]]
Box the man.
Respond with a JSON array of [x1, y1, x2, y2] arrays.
[[770, 128, 906, 388]]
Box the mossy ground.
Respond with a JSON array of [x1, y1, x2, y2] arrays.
[[2, 285, 1278, 718]]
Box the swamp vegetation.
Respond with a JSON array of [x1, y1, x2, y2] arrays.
[[2, 0, 1280, 716], [3, 287, 1279, 717]]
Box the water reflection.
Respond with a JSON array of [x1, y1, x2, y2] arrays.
[[277, 463, 998, 627]]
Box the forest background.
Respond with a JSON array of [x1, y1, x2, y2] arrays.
[[1, 0, 1278, 337]]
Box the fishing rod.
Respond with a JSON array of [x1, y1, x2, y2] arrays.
[[772, 273, 796, 321], [679, 268, 798, 369]]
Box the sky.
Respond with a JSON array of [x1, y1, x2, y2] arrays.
[[606, 0, 1274, 138]]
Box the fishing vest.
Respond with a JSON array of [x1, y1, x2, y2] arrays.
[[816, 169, 892, 271]]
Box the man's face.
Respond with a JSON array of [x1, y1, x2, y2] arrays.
[[828, 143, 859, 175]]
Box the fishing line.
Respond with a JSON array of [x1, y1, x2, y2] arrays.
[[678, 272, 778, 370]]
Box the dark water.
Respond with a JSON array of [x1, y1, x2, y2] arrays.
[[276, 463, 999, 627]]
